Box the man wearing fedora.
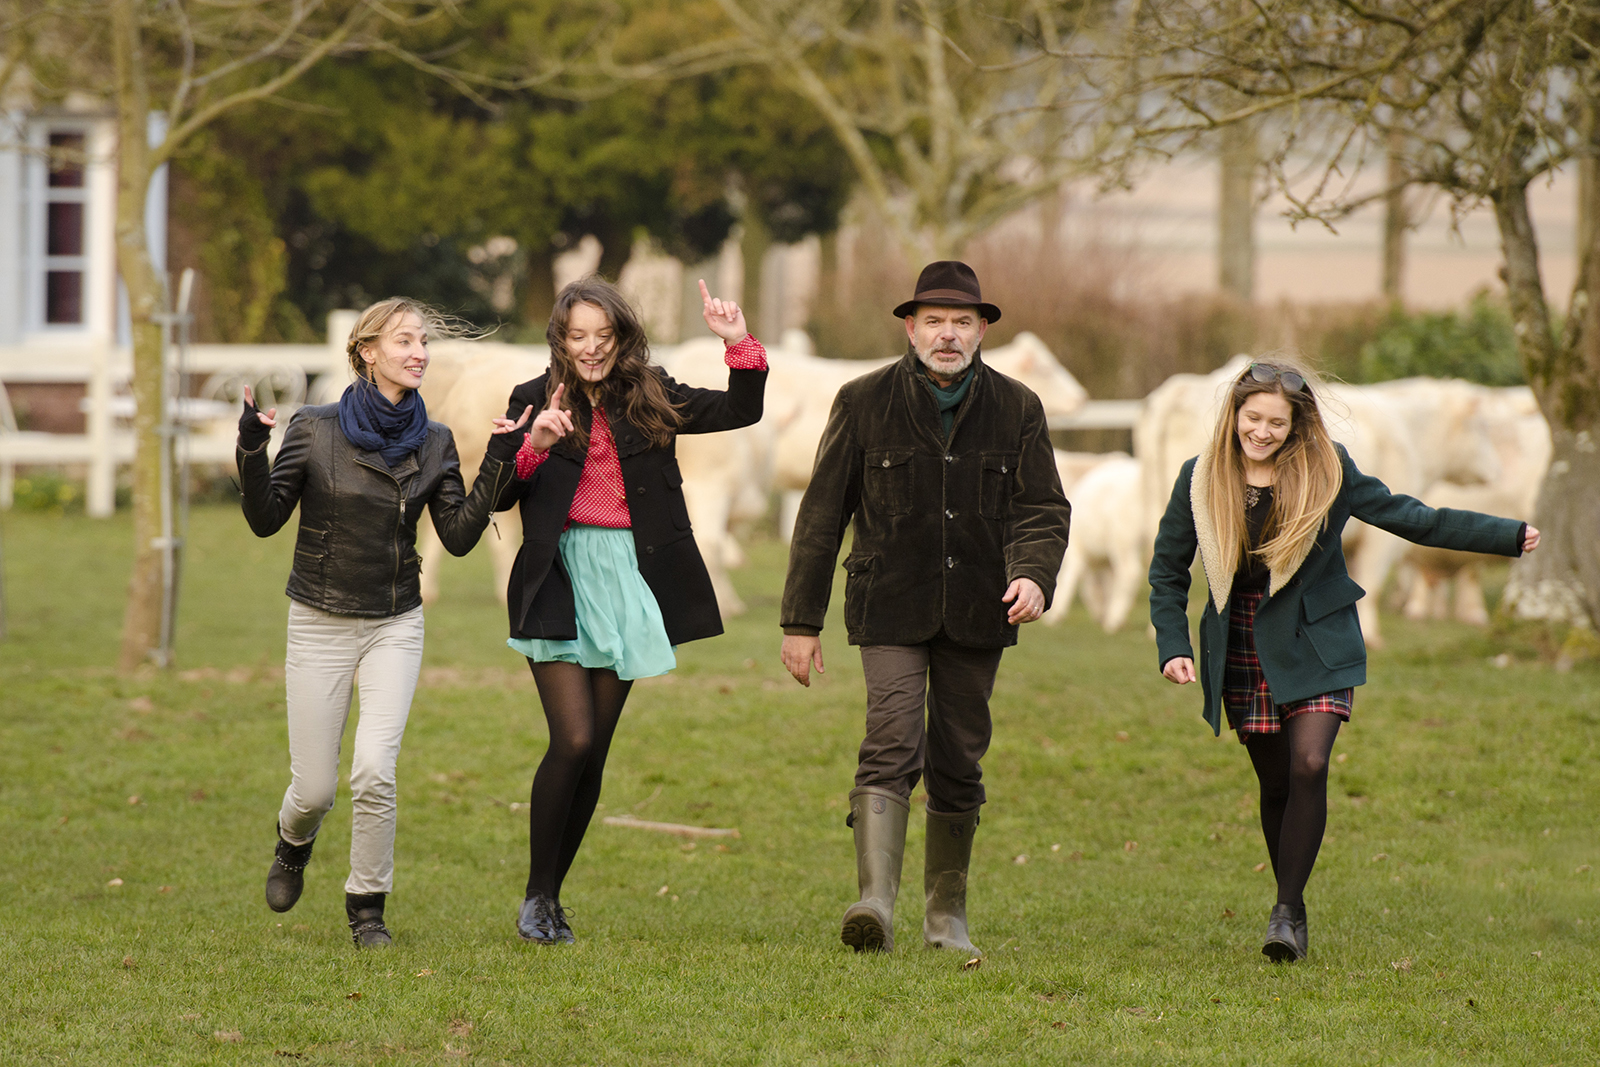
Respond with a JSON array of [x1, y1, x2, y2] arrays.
[[779, 261, 1071, 955]]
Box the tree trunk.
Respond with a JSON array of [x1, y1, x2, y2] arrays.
[[112, 0, 168, 671], [522, 245, 555, 329], [1494, 178, 1600, 629], [1382, 129, 1408, 302], [1217, 121, 1257, 301]]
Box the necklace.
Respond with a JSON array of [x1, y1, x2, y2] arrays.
[[1245, 484, 1262, 508]]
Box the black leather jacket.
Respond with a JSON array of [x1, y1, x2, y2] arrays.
[[239, 403, 515, 617]]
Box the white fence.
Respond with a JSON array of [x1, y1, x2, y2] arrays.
[[0, 312, 355, 516], [0, 311, 1138, 517]]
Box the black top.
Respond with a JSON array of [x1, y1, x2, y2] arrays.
[[1237, 483, 1274, 592]]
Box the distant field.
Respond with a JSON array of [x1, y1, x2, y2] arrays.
[[2, 506, 1596, 1065]]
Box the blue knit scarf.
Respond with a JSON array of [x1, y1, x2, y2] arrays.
[[337, 380, 430, 467]]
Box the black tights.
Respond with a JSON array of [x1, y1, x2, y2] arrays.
[[524, 661, 632, 901], [1243, 712, 1342, 908]]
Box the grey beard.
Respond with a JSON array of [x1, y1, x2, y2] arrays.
[[911, 339, 977, 378]]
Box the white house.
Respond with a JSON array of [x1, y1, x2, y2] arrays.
[[0, 102, 166, 354]]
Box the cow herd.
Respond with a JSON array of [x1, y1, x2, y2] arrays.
[[410, 339, 1550, 648]]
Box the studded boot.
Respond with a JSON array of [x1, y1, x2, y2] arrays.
[[346, 892, 392, 949], [923, 806, 981, 955], [840, 786, 909, 953], [265, 826, 314, 913]]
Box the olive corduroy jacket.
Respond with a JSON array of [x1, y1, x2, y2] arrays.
[[780, 351, 1071, 649], [1149, 443, 1526, 735]]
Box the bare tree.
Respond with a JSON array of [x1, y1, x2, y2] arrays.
[[17, 0, 453, 670], [503, 0, 1131, 261], [1127, 0, 1600, 628]]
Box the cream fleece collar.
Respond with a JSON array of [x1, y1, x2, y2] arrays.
[[1189, 446, 1318, 611]]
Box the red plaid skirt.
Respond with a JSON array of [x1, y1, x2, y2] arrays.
[[1224, 589, 1352, 742]]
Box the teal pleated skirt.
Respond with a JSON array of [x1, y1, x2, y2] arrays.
[[507, 524, 677, 681]]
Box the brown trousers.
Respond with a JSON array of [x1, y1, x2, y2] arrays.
[[856, 634, 1004, 814]]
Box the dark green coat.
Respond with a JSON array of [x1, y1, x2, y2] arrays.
[[1149, 444, 1525, 735], [781, 351, 1070, 648]]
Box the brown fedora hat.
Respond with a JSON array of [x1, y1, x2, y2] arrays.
[[892, 260, 1001, 323]]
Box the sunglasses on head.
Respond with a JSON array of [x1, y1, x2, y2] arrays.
[[1247, 363, 1307, 394]]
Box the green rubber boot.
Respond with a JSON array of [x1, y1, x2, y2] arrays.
[[840, 786, 909, 953], [923, 806, 981, 955]]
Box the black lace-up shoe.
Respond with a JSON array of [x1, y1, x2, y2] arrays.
[[265, 826, 314, 913], [550, 899, 576, 944], [345, 892, 392, 949], [517, 894, 568, 944]]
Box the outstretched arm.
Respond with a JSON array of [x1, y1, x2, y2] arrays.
[[1342, 447, 1529, 557]]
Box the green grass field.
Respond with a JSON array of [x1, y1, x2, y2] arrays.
[[2, 505, 1597, 1065]]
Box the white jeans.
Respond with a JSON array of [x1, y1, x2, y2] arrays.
[[279, 600, 425, 895]]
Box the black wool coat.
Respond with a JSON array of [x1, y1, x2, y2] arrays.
[[780, 351, 1071, 649], [496, 366, 766, 645], [1149, 444, 1526, 735]]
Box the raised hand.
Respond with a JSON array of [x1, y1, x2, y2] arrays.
[[238, 385, 277, 452], [699, 278, 748, 345], [524, 383, 576, 452], [485, 403, 536, 461]]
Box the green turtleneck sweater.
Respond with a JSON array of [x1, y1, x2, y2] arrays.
[[921, 365, 974, 440]]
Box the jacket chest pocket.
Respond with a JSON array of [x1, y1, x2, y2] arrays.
[[979, 452, 1019, 520], [864, 450, 913, 516]]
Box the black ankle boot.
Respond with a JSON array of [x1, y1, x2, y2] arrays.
[[1262, 902, 1306, 962], [346, 892, 392, 948], [265, 826, 314, 913]]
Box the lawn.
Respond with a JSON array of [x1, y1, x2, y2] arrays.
[[1, 505, 1597, 1065]]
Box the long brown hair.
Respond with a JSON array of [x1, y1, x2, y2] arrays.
[[1205, 356, 1343, 579], [545, 276, 683, 449]]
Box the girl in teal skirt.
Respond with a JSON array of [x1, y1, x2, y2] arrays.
[[495, 276, 768, 943]]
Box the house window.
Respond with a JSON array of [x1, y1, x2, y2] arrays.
[[41, 129, 89, 325]]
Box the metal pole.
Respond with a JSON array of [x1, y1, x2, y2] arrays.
[[153, 281, 176, 667], [0, 506, 8, 642], [171, 269, 194, 660], [150, 268, 195, 668]]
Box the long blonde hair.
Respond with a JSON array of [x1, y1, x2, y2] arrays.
[[1205, 357, 1343, 579], [344, 298, 487, 383]]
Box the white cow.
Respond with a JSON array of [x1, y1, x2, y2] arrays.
[[1400, 388, 1548, 624], [1042, 451, 1144, 632], [417, 346, 550, 607], [1135, 362, 1501, 646]]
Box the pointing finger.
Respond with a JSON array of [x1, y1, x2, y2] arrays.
[[546, 383, 565, 411], [698, 278, 712, 306]]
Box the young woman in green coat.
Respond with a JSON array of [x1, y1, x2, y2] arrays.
[[1148, 360, 1540, 962]]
